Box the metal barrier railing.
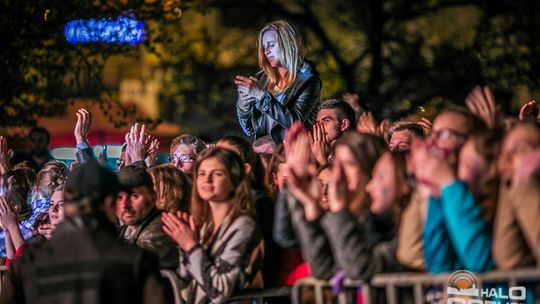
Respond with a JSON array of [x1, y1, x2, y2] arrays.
[[160, 269, 291, 304], [291, 268, 540, 304]]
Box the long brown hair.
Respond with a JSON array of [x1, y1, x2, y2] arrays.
[[258, 20, 304, 94], [147, 164, 191, 213], [334, 132, 387, 217], [190, 148, 254, 228], [387, 151, 412, 223]]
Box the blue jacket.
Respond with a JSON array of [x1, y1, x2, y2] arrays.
[[236, 60, 322, 144], [423, 181, 494, 273]]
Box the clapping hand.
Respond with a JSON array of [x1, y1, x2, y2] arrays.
[[145, 138, 160, 167], [125, 123, 152, 163], [284, 122, 320, 220], [465, 86, 501, 128], [0, 196, 18, 232], [519, 100, 540, 121], [234, 75, 265, 101], [162, 211, 199, 252]]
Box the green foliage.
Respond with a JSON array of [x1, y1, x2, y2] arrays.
[[2, 0, 540, 139]]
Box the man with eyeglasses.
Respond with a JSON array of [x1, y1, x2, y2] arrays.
[[168, 134, 206, 179]]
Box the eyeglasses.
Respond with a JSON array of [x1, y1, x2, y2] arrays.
[[431, 128, 467, 141], [169, 154, 196, 163]]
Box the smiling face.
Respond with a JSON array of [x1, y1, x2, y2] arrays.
[[48, 190, 65, 226], [196, 157, 234, 203], [262, 29, 281, 68]]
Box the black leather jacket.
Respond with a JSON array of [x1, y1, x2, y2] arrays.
[[236, 60, 322, 144]]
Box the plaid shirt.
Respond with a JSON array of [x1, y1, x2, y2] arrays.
[[0, 197, 50, 257]]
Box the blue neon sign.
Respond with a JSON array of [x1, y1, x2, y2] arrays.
[[64, 16, 144, 44]]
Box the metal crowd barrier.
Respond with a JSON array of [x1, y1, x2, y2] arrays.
[[291, 268, 540, 304], [159, 269, 291, 304]]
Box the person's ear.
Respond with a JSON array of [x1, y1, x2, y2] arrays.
[[244, 163, 252, 175], [340, 119, 350, 132]]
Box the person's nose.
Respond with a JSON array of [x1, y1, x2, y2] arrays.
[[117, 194, 129, 210]]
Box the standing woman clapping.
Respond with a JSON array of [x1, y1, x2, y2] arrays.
[[236, 20, 322, 144]]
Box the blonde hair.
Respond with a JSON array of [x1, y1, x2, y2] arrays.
[[30, 160, 69, 201], [190, 148, 253, 230], [147, 164, 191, 213], [258, 20, 304, 94]]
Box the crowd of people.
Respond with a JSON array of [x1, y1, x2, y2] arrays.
[[0, 19, 539, 304]]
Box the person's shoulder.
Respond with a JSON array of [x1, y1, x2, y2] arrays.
[[299, 59, 319, 78]]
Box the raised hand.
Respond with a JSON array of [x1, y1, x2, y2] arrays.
[[125, 123, 152, 163], [0, 195, 18, 232], [234, 75, 265, 100], [0, 136, 13, 175], [145, 138, 160, 167], [465, 86, 500, 128], [284, 122, 314, 181], [74, 108, 93, 145], [356, 112, 378, 134], [310, 122, 330, 166], [37, 223, 55, 240], [417, 118, 432, 134], [519, 100, 539, 121], [162, 211, 199, 252]]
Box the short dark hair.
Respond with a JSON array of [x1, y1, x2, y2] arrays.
[[29, 127, 50, 144], [387, 121, 425, 142], [319, 99, 356, 128]]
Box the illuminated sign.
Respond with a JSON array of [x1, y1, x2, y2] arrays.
[[64, 16, 144, 44]]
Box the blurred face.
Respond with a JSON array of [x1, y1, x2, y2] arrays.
[[48, 190, 65, 226], [316, 168, 332, 210], [458, 140, 488, 197], [196, 157, 233, 203], [116, 186, 155, 226], [334, 145, 362, 192], [499, 125, 540, 181], [366, 153, 398, 215], [29, 132, 49, 155], [170, 144, 197, 175], [317, 109, 342, 142], [428, 112, 468, 154], [275, 162, 288, 192], [262, 30, 281, 68], [389, 130, 412, 152]]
